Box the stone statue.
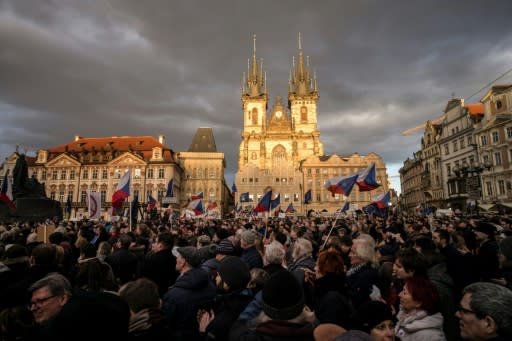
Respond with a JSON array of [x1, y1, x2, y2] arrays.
[[12, 154, 46, 199]]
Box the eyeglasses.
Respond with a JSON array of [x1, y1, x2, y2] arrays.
[[457, 304, 484, 318], [29, 295, 56, 308]]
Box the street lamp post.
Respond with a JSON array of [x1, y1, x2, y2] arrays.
[[454, 160, 492, 216]]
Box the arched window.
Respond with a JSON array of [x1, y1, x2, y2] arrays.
[[272, 145, 287, 169], [251, 152, 257, 160], [252, 108, 258, 125], [300, 106, 307, 122]]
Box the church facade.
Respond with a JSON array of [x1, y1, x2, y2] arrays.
[[235, 36, 390, 213]]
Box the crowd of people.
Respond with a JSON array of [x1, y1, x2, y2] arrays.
[[1, 211, 512, 341]]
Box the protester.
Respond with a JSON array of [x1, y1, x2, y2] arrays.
[[229, 270, 315, 341], [395, 276, 446, 340], [350, 301, 395, 341], [456, 282, 512, 340], [162, 246, 216, 341]]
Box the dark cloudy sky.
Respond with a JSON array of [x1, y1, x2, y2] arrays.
[[2, 0, 512, 193]]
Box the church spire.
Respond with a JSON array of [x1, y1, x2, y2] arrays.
[[289, 32, 315, 97], [243, 34, 266, 97]]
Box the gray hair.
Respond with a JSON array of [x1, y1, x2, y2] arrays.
[[463, 282, 512, 337], [264, 241, 285, 265], [353, 235, 377, 265], [293, 238, 313, 261], [29, 273, 72, 297]]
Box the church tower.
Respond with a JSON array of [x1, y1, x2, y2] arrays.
[[288, 33, 323, 156], [235, 34, 324, 209]]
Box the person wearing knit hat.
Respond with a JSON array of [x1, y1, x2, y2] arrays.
[[216, 238, 234, 256], [350, 301, 395, 341], [474, 222, 500, 282], [261, 270, 306, 320], [229, 270, 315, 341], [197, 257, 253, 341], [217, 256, 251, 291], [240, 229, 263, 269]]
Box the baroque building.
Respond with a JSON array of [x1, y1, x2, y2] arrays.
[[475, 85, 512, 208], [235, 35, 389, 213], [439, 99, 480, 211], [0, 131, 230, 219]]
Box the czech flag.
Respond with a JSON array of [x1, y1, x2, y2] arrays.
[[254, 190, 272, 213], [207, 201, 218, 210], [285, 203, 296, 213], [340, 201, 350, 212], [191, 191, 203, 200], [304, 189, 312, 204], [112, 171, 130, 209], [188, 199, 204, 215], [325, 174, 358, 197], [371, 191, 391, 209], [232, 183, 238, 193], [356, 163, 380, 192], [0, 173, 16, 210], [270, 193, 280, 211], [147, 195, 157, 212]]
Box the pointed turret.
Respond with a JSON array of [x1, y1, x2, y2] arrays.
[[242, 34, 266, 97], [289, 33, 316, 97]]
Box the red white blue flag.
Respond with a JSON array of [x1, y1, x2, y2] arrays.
[[112, 171, 130, 210], [0, 173, 15, 210], [325, 174, 358, 197], [147, 195, 157, 212], [187, 198, 204, 215], [191, 191, 203, 200], [254, 190, 272, 213], [371, 191, 391, 209], [356, 163, 380, 192]]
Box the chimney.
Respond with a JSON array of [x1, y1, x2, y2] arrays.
[[74, 134, 81, 141], [158, 134, 165, 144]]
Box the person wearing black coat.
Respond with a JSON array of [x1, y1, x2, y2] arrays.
[[105, 234, 139, 285], [161, 246, 216, 341], [142, 232, 178, 296], [198, 256, 254, 341]]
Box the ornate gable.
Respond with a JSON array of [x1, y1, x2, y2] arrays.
[[108, 152, 146, 166], [45, 154, 81, 168]]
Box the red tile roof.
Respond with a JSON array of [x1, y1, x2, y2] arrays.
[[47, 136, 175, 163], [464, 103, 484, 116]]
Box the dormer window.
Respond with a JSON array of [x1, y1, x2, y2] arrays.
[[152, 147, 162, 160]]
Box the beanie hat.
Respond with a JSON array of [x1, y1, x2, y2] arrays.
[[474, 222, 496, 239], [173, 246, 201, 267], [350, 301, 393, 334], [217, 256, 251, 291], [500, 236, 512, 261], [241, 230, 257, 245], [216, 238, 234, 255], [262, 270, 304, 320]]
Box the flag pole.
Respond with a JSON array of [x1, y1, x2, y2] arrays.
[[129, 198, 132, 232], [321, 209, 344, 250]]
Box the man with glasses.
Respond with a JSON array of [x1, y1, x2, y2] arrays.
[[456, 282, 512, 340], [28, 273, 72, 335]]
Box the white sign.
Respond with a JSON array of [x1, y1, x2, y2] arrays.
[[162, 197, 178, 204]]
